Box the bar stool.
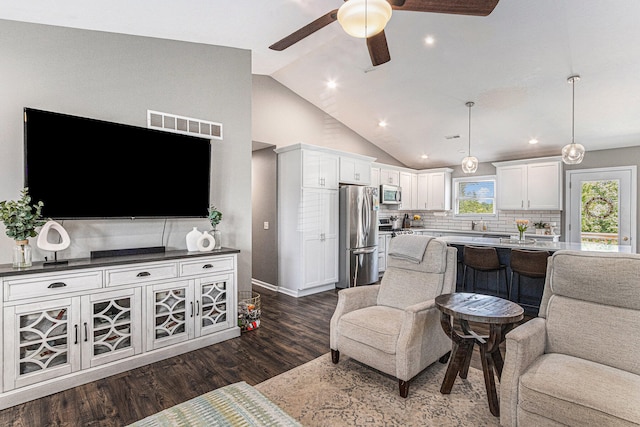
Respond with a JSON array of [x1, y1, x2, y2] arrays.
[[509, 249, 550, 311], [462, 245, 507, 297]]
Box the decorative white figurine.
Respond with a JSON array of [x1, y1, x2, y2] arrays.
[[196, 231, 215, 252], [37, 220, 71, 251]]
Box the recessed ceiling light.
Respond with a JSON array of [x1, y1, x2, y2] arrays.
[[326, 80, 337, 89], [529, 138, 539, 144], [421, 154, 429, 159], [378, 120, 387, 127], [425, 35, 435, 45]]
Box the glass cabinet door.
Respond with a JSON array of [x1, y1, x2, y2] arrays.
[[81, 287, 142, 369], [146, 280, 193, 350], [4, 297, 80, 391], [196, 273, 234, 337]]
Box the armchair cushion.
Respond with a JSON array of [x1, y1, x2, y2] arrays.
[[338, 306, 403, 355], [518, 353, 640, 426]]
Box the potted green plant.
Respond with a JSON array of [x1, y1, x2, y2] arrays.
[[207, 205, 223, 249], [0, 188, 46, 268], [533, 221, 548, 235]]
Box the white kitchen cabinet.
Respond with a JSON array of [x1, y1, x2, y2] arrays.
[[0, 251, 239, 409], [370, 167, 380, 188], [380, 168, 400, 186], [339, 155, 373, 185], [416, 169, 453, 210], [4, 287, 142, 391], [399, 171, 417, 210], [300, 189, 338, 290], [378, 235, 387, 273], [302, 149, 338, 189], [494, 158, 562, 210], [276, 144, 340, 297]]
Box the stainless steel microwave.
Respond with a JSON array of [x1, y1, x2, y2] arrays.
[[380, 184, 402, 205]]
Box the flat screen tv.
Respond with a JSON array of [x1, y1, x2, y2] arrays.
[[24, 108, 212, 219]]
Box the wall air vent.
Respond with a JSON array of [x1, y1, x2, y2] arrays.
[[147, 110, 223, 141]]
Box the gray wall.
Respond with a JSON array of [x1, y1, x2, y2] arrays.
[[251, 146, 277, 286], [0, 20, 253, 291], [252, 75, 403, 166]]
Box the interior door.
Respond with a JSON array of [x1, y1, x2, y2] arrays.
[[566, 167, 636, 251]]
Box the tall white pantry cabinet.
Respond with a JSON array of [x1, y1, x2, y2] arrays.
[[276, 144, 340, 297]]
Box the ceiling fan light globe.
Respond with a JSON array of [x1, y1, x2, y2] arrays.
[[561, 142, 585, 164], [338, 0, 392, 39], [461, 156, 478, 174]]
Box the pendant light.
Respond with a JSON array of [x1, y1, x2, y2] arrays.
[[461, 101, 478, 174], [338, 0, 393, 39], [561, 75, 585, 164]]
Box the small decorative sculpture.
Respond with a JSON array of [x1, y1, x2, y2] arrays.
[[37, 220, 71, 266], [37, 220, 71, 252]]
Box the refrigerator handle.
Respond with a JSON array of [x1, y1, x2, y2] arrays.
[[352, 247, 377, 255]]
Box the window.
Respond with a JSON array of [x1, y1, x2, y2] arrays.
[[453, 176, 496, 216]]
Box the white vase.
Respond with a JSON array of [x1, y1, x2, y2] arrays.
[[186, 227, 202, 252], [196, 231, 215, 252]]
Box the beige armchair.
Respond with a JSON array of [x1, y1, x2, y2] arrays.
[[330, 236, 457, 397], [501, 250, 640, 426]]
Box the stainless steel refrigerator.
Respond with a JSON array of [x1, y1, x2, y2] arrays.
[[337, 185, 379, 288]]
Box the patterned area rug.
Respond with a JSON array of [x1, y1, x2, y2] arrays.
[[127, 381, 302, 427], [255, 353, 500, 427]]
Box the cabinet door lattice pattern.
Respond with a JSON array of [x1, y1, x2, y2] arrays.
[[19, 308, 69, 375], [154, 288, 187, 339], [92, 297, 132, 356], [200, 280, 227, 328]]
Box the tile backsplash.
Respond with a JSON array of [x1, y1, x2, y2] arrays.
[[379, 207, 561, 235]]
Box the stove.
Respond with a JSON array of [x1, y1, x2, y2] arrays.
[[391, 229, 414, 237]]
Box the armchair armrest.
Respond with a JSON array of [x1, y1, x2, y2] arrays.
[[395, 299, 446, 380], [330, 285, 380, 349], [500, 317, 547, 427]]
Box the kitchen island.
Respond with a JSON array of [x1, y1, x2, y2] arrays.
[[436, 235, 631, 315]]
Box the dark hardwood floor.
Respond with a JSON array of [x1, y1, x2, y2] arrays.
[[0, 286, 528, 426]]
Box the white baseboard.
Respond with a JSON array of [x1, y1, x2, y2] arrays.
[[251, 278, 277, 291]]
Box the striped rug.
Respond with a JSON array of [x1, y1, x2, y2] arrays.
[[127, 381, 301, 427]]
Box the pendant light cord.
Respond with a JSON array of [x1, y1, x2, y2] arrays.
[[468, 103, 472, 156], [571, 77, 575, 145]]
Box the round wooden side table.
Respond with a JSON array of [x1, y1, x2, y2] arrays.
[[435, 292, 524, 417]]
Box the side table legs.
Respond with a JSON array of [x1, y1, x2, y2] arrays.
[[438, 312, 512, 417]]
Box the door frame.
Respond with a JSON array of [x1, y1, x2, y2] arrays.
[[565, 165, 637, 252]]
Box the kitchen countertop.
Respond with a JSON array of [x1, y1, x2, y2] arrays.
[[436, 235, 632, 253], [379, 228, 560, 240]]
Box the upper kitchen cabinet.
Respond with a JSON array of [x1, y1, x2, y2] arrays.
[[493, 157, 563, 210], [339, 153, 375, 185], [399, 171, 417, 210], [370, 167, 380, 188], [380, 168, 400, 186], [298, 147, 339, 189], [416, 168, 453, 210]]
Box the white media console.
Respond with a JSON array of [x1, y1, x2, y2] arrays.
[[0, 249, 240, 409]]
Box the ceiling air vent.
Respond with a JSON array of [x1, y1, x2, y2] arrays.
[[147, 110, 223, 141]]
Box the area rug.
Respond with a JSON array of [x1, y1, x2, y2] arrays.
[[255, 354, 499, 427], [127, 381, 302, 427]]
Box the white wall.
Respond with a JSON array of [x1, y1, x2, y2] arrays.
[[0, 20, 253, 291]]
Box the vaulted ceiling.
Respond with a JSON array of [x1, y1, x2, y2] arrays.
[[3, 0, 640, 168]]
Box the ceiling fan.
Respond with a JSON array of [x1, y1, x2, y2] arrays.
[[269, 0, 499, 66]]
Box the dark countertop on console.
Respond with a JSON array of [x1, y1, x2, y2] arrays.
[[0, 248, 240, 277]]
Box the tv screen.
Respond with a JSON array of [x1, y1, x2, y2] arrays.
[[24, 108, 212, 219]]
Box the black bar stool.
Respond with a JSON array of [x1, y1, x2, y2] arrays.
[[462, 245, 507, 297], [509, 249, 550, 311]]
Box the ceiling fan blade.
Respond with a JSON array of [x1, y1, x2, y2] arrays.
[[367, 30, 391, 66], [392, 0, 499, 16], [269, 9, 339, 51]]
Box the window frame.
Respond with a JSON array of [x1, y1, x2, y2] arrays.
[[453, 175, 497, 218]]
